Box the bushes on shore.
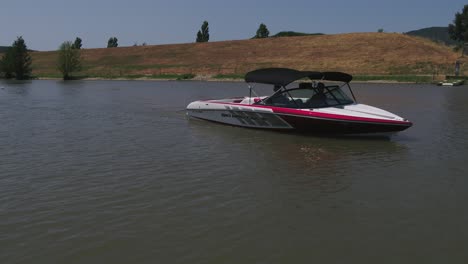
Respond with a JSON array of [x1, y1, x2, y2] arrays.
[[57, 41, 82, 80], [0, 36, 32, 80]]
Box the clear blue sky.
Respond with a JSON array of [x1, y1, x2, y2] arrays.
[[0, 0, 466, 51]]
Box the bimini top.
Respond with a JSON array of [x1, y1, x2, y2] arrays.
[[244, 68, 353, 86]]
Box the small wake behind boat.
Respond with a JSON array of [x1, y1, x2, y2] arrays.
[[186, 68, 412, 135]]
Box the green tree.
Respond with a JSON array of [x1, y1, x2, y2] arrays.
[[0, 36, 32, 80], [255, 23, 270, 38], [107, 37, 118, 48], [196, 21, 209, 42], [57, 41, 81, 80], [377, 28, 384, 33], [72, 37, 82, 49], [0, 48, 14, 79], [449, 5, 468, 44]]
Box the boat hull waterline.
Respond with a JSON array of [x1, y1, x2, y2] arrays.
[[187, 100, 412, 135]]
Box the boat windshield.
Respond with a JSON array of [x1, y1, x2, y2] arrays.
[[258, 84, 354, 108]]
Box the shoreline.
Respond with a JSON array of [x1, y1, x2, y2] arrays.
[[32, 75, 438, 84]]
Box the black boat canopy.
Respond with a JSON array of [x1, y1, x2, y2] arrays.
[[244, 68, 352, 86]]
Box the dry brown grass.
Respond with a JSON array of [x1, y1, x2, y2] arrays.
[[31, 33, 461, 78]]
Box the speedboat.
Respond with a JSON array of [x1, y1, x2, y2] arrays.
[[437, 79, 464, 86], [186, 68, 412, 135]]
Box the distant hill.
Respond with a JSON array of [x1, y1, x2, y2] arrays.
[[0, 46, 36, 53], [250, 31, 324, 39], [0, 46, 10, 53], [405, 27, 458, 46], [272, 31, 324, 38]]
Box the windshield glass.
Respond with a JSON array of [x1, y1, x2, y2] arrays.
[[258, 84, 354, 108]]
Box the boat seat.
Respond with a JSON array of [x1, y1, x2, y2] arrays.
[[294, 99, 306, 108], [299, 82, 312, 89]]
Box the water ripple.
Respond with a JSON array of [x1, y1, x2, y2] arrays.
[[1, 80, 468, 263]]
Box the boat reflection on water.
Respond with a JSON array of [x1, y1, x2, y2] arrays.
[[187, 119, 408, 202]]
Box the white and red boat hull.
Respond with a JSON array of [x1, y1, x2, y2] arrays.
[[186, 98, 412, 134]]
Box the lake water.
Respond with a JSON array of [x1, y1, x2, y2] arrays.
[[1, 80, 468, 263]]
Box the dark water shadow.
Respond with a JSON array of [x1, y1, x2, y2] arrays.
[[0, 80, 33, 95]]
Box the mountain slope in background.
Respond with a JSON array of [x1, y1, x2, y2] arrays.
[[272, 31, 324, 37], [405, 27, 458, 46]]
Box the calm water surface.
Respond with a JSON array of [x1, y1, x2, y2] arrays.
[[1, 80, 467, 263]]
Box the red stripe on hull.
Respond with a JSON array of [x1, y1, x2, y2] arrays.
[[206, 101, 412, 126]]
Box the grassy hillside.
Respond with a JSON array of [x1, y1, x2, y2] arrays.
[[405, 27, 458, 46], [30, 33, 461, 80]]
